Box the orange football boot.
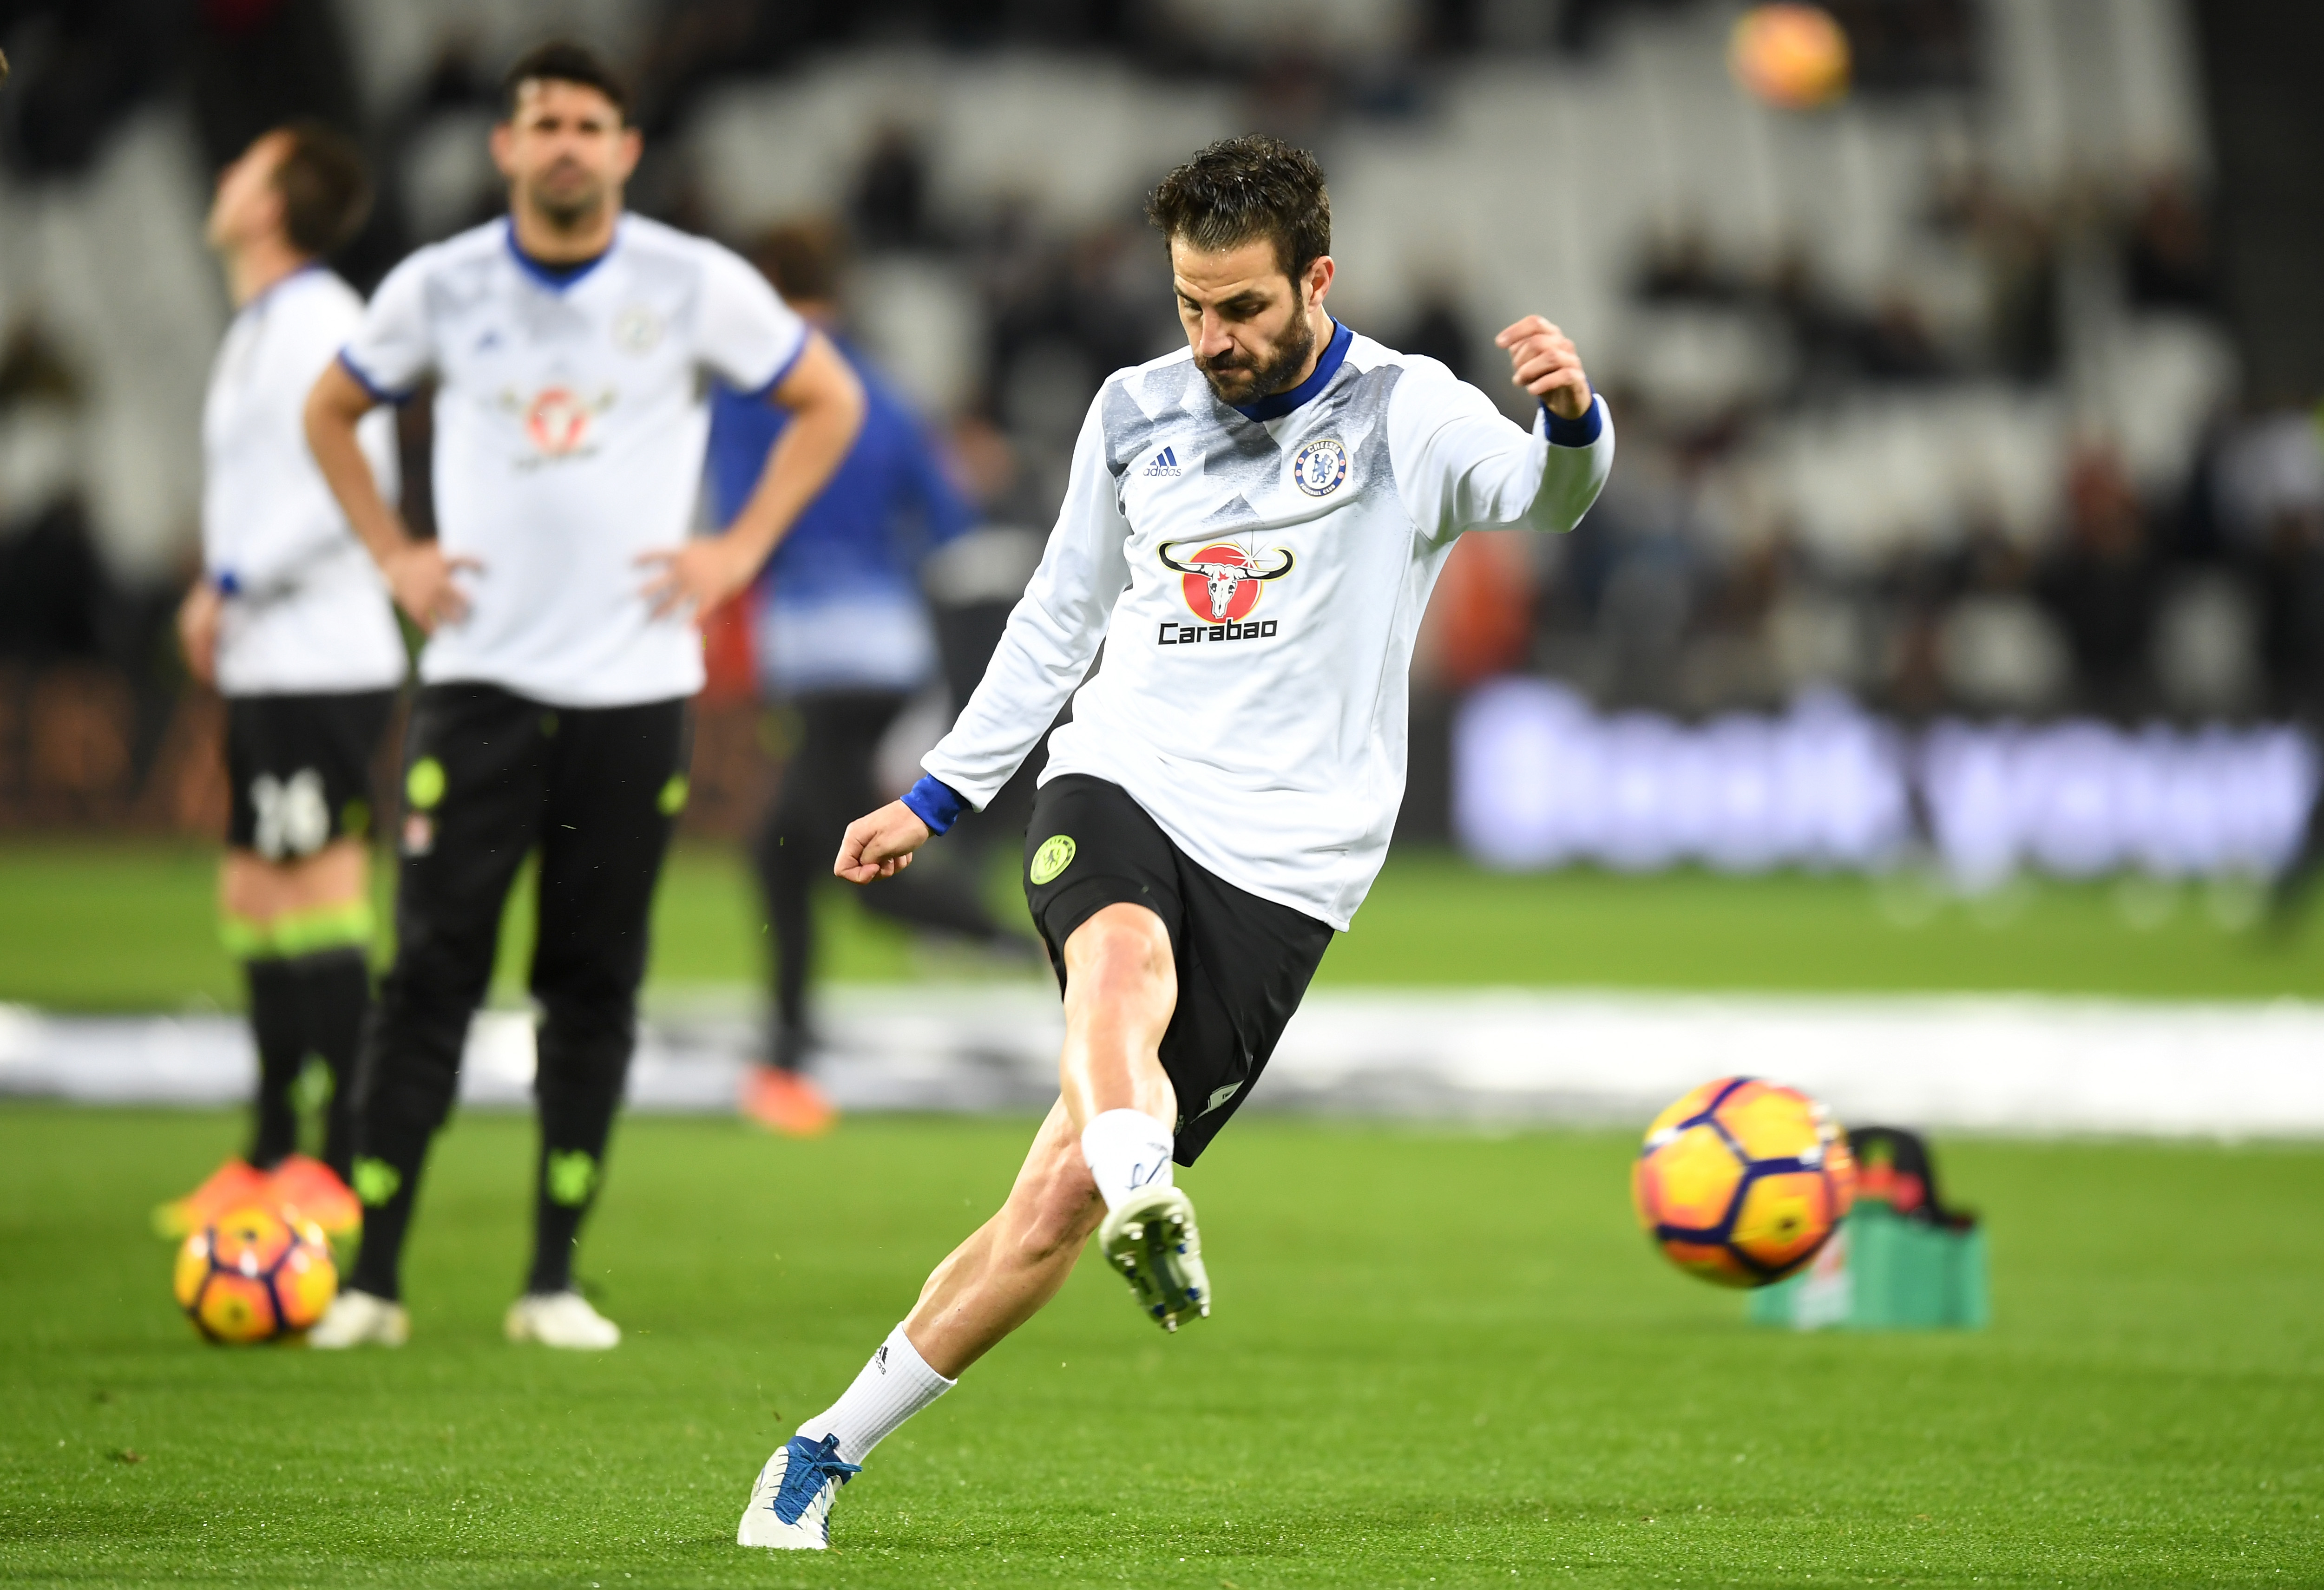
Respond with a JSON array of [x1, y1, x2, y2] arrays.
[[740, 1067, 839, 1138], [266, 1153, 362, 1240], [152, 1158, 269, 1240]]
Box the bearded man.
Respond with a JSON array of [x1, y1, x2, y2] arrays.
[[738, 133, 1613, 1549], [301, 41, 864, 1349]]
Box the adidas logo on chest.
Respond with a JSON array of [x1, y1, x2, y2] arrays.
[[1142, 446, 1183, 478]]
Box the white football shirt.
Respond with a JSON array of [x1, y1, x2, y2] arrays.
[[341, 215, 807, 707], [202, 267, 405, 697], [922, 323, 1615, 929]]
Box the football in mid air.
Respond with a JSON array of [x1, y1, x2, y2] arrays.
[[172, 1204, 337, 1343], [1632, 1076, 1856, 1287], [1729, 3, 1851, 111]]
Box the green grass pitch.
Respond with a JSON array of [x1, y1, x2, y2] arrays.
[[5, 839, 2324, 1010], [2, 1105, 2318, 1586]]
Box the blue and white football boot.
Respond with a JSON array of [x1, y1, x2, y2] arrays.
[[1097, 1184, 1211, 1331], [736, 1433, 862, 1550]]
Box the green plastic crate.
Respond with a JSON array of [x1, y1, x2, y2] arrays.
[[1748, 1204, 1990, 1330]]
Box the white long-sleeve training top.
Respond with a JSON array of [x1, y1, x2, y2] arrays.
[[921, 321, 1614, 929], [202, 267, 405, 696], [341, 216, 807, 707]]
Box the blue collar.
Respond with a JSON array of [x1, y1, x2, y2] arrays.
[[505, 219, 616, 292], [1232, 318, 1352, 423]]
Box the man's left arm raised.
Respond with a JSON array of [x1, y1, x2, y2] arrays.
[[1392, 314, 1614, 539]]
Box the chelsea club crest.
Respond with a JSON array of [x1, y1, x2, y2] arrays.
[[1291, 435, 1349, 497]]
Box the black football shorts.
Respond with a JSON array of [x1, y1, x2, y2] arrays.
[[225, 690, 397, 860], [1022, 773, 1334, 1165]]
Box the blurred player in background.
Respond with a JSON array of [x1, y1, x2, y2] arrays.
[[299, 42, 863, 1350], [738, 134, 1613, 1550], [158, 122, 397, 1246], [707, 220, 1022, 1138]]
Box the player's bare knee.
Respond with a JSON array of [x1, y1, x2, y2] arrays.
[[1000, 1142, 1103, 1265], [1011, 1181, 1104, 1266]]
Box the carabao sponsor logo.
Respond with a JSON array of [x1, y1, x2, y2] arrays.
[[526, 386, 595, 454], [1152, 539, 1293, 648], [1158, 539, 1294, 622], [501, 385, 614, 465]]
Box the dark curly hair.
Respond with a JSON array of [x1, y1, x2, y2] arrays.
[[501, 39, 631, 124], [1146, 134, 1332, 284]]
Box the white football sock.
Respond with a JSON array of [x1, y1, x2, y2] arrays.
[[1081, 1107, 1175, 1213], [796, 1323, 956, 1465]]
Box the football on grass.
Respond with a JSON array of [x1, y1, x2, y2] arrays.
[[1632, 1076, 1856, 1287], [172, 1205, 336, 1343]]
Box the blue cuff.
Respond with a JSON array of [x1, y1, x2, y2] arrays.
[[1542, 394, 1602, 448], [901, 774, 970, 836], [740, 332, 811, 403], [337, 348, 409, 405]]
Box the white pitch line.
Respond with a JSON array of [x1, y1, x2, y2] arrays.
[[1264, 990, 2324, 1137], [2, 988, 2319, 1137]]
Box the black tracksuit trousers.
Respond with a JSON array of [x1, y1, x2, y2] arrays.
[[346, 683, 688, 1301], [751, 688, 1011, 1069]]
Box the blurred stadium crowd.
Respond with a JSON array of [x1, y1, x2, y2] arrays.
[[0, 0, 2318, 873]]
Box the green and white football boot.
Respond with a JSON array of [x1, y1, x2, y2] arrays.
[[1097, 1184, 1210, 1331]]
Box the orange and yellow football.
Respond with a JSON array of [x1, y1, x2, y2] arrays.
[[1729, 3, 1851, 111], [172, 1204, 337, 1344], [1632, 1077, 1856, 1287]]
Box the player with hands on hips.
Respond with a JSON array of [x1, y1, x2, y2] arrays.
[[300, 40, 863, 1354]]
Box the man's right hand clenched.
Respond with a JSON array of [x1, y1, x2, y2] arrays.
[[835, 800, 932, 884]]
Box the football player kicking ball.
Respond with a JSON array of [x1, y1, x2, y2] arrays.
[[300, 42, 863, 1351], [159, 122, 397, 1245], [737, 134, 1613, 1549]]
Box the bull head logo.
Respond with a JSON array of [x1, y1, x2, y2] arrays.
[[1158, 540, 1295, 622]]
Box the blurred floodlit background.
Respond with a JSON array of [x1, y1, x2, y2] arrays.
[[0, 0, 2318, 893]]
